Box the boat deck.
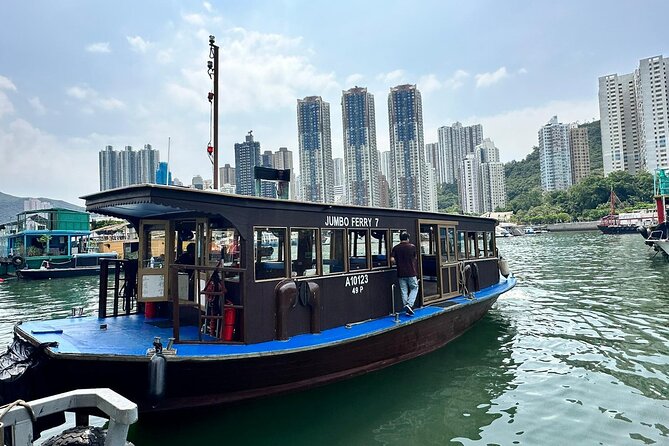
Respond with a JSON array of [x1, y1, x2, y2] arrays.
[[17, 277, 515, 360]]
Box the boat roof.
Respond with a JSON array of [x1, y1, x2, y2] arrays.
[[82, 184, 496, 224]]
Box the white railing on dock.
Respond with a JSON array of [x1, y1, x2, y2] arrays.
[[0, 388, 137, 446]]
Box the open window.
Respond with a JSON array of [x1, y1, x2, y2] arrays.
[[254, 227, 287, 280], [290, 228, 318, 277], [322, 228, 345, 274], [371, 230, 389, 268], [348, 229, 369, 271]]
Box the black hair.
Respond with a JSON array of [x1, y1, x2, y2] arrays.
[[400, 232, 409, 241]]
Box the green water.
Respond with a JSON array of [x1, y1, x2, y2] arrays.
[[1, 232, 668, 445]]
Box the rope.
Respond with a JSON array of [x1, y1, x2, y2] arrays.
[[0, 399, 37, 425]]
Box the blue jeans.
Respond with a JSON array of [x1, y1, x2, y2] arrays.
[[398, 276, 418, 308]]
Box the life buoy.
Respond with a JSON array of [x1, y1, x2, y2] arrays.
[[12, 255, 25, 268]]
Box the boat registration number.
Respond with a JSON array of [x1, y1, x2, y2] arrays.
[[346, 274, 368, 294]]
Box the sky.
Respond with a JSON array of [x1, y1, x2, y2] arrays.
[[0, 0, 667, 205]]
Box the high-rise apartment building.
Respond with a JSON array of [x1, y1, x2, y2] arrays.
[[99, 145, 117, 191], [599, 73, 641, 174], [156, 162, 171, 185], [272, 147, 295, 200], [234, 131, 261, 196], [599, 55, 668, 174], [425, 142, 439, 172], [341, 87, 379, 207], [637, 56, 669, 173], [569, 126, 591, 184], [259, 150, 276, 198], [98, 144, 160, 191], [219, 163, 236, 187], [379, 150, 392, 182], [539, 116, 573, 191], [137, 144, 160, 184], [476, 139, 506, 213], [459, 154, 481, 214], [297, 96, 334, 203], [437, 122, 483, 185], [387, 84, 434, 211]]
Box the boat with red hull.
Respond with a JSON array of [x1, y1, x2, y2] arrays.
[[0, 184, 515, 423]]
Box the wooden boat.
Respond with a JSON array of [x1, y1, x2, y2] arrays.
[[0, 208, 116, 278], [597, 190, 656, 234], [0, 184, 515, 422]]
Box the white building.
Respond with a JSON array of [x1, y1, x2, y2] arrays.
[[437, 122, 483, 185], [599, 55, 668, 175], [476, 139, 506, 213], [459, 154, 481, 214], [569, 125, 591, 184], [539, 116, 573, 191]]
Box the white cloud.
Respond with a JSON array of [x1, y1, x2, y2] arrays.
[[443, 69, 469, 90], [157, 49, 174, 64], [518, 67, 528, 75], [66, 84, 125, 112], [182, 13, 206, 26], [28, 97, 46, 115], [85, 42, 111, 53], [467, 98, 599, 161], [418, 74, 442, 94], [0, 92, 14, 118], [345, 73, 364, 86], [376, 69, 405, 85], [127, 35, 152, 53], [475, 67, 508, 88], [203, 2, 213, 12], [0, 75, 17, 91]]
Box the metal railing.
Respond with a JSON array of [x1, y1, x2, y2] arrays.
[[98, 259, 138, 318], [0, 388, 137, 446]]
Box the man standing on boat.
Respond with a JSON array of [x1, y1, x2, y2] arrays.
[[391, 232, 418, 316]]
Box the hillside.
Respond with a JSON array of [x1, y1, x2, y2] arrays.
[[579, 120, 603, 172], [0, 192, 84, 223]]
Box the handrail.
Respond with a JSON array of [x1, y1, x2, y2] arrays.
[[99, 259, 138, 318], [0, 388, 137, 446]]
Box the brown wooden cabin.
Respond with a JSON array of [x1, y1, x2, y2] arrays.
[[84, 184, 500, 345]]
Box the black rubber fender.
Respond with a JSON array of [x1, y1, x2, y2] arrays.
[[42, 426, 134, 446], [11, 255, 24, 268]]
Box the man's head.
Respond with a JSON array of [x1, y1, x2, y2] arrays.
[[400, 232, 409, 242]]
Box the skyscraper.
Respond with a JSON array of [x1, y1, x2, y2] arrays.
[[259, 150, 276, 198], [459, 154, 481, 214], [332, 157, 345, 203], [99, 145, 117, 191], [219, 163, 236, 187], [569, 126, 591, 184], [437, 122, 483, 185], [539, 116, 572, 191], [297, 96, 334, 203], [599, 55, 668, 175], [272, 147, 295, 200], [425, 142, 439, 172], [155, 162, 172, 185], [235, 131, 261, 196], [387, 84, 434, 211], [341, 86, 379, 207], [599, 73, 641, 174], [137, 144, 160, 184], [118, 146, 137, 187], [476, 139, 506, 213]]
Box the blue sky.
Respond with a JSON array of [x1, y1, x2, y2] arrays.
[[0, 0, 667, 204]]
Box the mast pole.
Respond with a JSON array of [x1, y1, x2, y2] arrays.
[[209, 35, 220, 190]]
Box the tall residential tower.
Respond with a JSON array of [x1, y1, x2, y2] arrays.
[[297, 96, 334, 203]]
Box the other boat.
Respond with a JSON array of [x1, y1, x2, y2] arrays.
[[0, 184, 516, 420], [597, 189, 656, 234], [0, 208, 117, 279]]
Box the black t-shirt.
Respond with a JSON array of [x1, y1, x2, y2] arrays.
[[391, 242, 418, 277]]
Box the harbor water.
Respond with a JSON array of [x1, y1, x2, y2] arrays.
[[1, 231, 668, 445]]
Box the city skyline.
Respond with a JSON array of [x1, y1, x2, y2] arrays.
[[1, 1, 668, 204]]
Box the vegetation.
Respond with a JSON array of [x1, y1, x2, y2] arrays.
[[437, 183, 460, 213]]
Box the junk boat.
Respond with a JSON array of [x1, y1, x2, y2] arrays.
[[0, 184, 515, 418], [597, 190, 656, 234]]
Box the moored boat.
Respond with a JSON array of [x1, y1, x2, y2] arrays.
[[0, 208, 117, 279], [0, 184, 515, 420], [597, 189, 656, 234]]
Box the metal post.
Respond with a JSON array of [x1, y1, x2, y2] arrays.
[[391, 284, 399, 323], [99, 260, 108, 318], [210, 36, 219, 190]]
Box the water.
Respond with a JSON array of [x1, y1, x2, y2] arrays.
[[1, 232, 668, 445]]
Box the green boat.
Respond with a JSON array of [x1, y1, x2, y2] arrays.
[[0, 208, 116, 278]]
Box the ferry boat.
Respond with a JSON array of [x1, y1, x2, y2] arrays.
[[0, 184, 515, 422], [0, 208, 117, 279]]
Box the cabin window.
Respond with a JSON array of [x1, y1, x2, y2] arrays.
[[254, 227, 286, 280], [371, 230, 389, 268], [439, 227, 449, 264], [290, 228, 318, 277], [477, 232, 485, 258], [142, 224, 166, 269], [486, 232, 496, 257], [212, 228, 242, 267], [348, 229, 369, 271], [457, 231, 467, 260], [448, 228, 457, 261], [322, 228, 345, 274], [467, 232, 478, 259], [390, 230, 404, 249]]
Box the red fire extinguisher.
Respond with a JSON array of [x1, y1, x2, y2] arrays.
[[221, 299, 236, 341]]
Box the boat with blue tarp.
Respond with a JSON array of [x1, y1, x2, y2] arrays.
[[0, 184, 515, 418]]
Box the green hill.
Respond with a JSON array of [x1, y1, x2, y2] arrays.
[[0, 192, 84, 223]]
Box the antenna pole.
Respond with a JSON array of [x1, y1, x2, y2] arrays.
[[166, 137, 171, 185]]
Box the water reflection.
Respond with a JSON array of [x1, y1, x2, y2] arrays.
[[130, 313, 516, 446]]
